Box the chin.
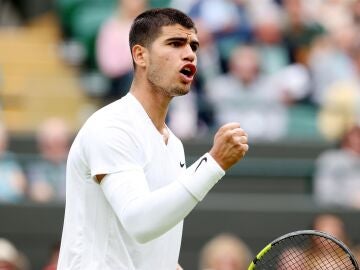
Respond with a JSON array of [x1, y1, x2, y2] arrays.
[[174, 89, 190, 97], [169, 85, 190, 97]]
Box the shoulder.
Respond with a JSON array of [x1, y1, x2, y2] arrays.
[[84, 95, 138, 132], [77, 94, 148, 150]]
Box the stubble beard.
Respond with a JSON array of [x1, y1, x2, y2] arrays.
[[147, 64, 189, 97]]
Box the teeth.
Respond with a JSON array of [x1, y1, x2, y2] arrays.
[[181, 66, 194, 77]]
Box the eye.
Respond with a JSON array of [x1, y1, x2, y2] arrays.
[[169, 41, 182, 47], [190, 43, 199, 52]]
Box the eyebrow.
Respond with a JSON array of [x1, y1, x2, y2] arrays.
[[165, 37, 200, 48]]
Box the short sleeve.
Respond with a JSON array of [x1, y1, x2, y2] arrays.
[[82, 125, 144, 179]]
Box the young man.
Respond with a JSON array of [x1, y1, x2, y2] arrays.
[[57, 8, 248, 270]]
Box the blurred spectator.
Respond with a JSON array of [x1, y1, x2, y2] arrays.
[[0, 123, 27, 203], [282, 0, 325, 65], [0, 238, 30, 270], [268, 63, 310, 105], [308, 19, 359, 107], [308, 37, 355, 107], [315, 44, 360, 140], [277, 247, 305, 270], [96, 0, 148, 103], [311, 213, 351, 246], [26, 118, 71, 203], [308, 213, 353, 269], [279, 213, 352, 269], [250, 1, 290, 75], [188, 0, 253, 67], [313, 125, 360, 209], [205, 44, 289, 141], [277, 213, 352, 269], [315, 0, 353, 34], [317, 80, 360, 140], [311, 213, 359, 265], [198, 233, 252, 270]]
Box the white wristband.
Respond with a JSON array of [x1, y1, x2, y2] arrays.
[[179, 153, 225, 201]]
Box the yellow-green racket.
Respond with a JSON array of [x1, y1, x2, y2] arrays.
[[248, 230, 359, 270]]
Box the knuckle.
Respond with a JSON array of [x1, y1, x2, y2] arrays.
[[243, 144, 249, 152], [239, 135, 247, 144], [225, 129, 236, 141]]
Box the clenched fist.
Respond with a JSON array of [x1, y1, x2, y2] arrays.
[[209, 122, 249, 170]]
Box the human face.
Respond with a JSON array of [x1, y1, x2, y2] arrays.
[[146, 24, 199, 97]]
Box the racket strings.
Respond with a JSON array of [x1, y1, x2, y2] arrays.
[[255, 234, 356, 269], [302, 237, 353, 269]]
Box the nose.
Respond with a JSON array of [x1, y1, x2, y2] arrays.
[[183, 44, 196, 63]]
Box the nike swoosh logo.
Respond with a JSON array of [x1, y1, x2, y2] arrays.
[[180, 161, 185, 168], [195, 157, 207, 172]]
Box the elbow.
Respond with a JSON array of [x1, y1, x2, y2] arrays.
[[123, 222, 158, 244], [121, 213, 159, 244], [132, 231, 154, 244]]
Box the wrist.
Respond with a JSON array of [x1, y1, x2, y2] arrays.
[[209, 150, 227, 170], [178, 153, 225, 201]]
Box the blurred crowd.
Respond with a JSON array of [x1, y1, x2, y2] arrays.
[[1, 212, 359, 270], [51, 0, 360, 142], [1, 0, 360, 269], [197, 213, 360, 270], [1, 0, 360, 206], [0, 118, 69, 205]]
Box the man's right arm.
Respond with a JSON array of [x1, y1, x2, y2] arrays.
[[99, 122, 248, 244], [100, 152, 223, 244]]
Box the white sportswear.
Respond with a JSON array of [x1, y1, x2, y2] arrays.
[[57, 93, 225, 270]]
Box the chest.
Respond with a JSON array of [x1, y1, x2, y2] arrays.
[[142, 136, 186, 191]]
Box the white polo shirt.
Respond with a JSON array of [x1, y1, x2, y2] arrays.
[[58, 93, 187, 270]]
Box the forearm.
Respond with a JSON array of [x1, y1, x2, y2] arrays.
[[118, 178, 197, 243], [101, 153, 224, 243]]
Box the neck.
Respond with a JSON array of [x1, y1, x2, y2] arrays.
[[129, 76, 172, 133]]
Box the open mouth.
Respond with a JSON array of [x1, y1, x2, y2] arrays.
[[180, 64, 196, 78]]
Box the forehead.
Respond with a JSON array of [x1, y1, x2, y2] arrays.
[[158, 24, 198, 41]]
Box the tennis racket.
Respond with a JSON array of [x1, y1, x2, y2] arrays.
[[248, 230, 359, 270]]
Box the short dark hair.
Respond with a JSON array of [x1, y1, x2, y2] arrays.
[[129, 8, 196, 53]]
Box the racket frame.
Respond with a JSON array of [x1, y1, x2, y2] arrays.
[[248, 229, 359, 270]]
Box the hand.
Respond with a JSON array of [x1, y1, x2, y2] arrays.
[[209, 122, 249, 170], [176, 263, 184, 270]]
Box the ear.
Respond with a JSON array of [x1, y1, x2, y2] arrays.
[[132, 45, 147, 68]]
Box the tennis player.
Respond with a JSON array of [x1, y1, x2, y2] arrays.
[[57, 8, 248, 270]]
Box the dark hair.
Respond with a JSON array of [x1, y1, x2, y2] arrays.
[[129, 8, 196, 53]]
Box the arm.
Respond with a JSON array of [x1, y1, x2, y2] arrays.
[[101, 153, 223, 243], [100, 123, 248, 243]]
